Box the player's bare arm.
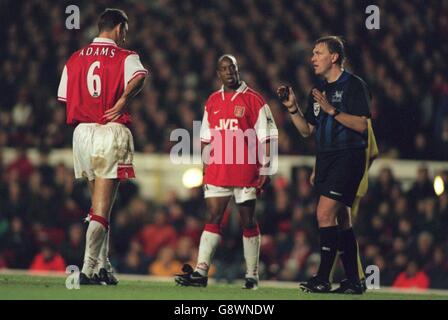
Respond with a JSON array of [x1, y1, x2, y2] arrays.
[[310, 159, 316, 186], [257, 139, 271, 192], [102, 73, 147, 122], [277, 85, 314, 138], [312, 89, 367, 134], [201, 141, 210, 176]]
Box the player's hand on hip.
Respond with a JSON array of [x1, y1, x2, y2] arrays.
[[312, 89, 334, 114], [276, 85, 298, 110], [102, 97, 126, 122], [256, 174, 271, 195]]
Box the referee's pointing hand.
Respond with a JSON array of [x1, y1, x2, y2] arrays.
[[276, 86, 297, 110]]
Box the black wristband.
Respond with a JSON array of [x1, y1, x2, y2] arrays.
[[332, 108, 341, 117]]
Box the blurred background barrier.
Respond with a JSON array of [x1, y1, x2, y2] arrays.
[[2, 147, 447, 200]]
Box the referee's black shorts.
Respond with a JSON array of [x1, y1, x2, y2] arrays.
[[314, 148, 366, 207]]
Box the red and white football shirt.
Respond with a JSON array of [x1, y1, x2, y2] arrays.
[[57, 37, 148, 125], [200, 81, 278, 187]]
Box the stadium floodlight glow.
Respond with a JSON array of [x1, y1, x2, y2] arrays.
[[434, 176, 445, 196], [182, 168, 203, 189]]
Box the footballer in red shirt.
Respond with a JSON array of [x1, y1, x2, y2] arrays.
[[57, 9, 148, 285], [175, 55, 278, 289]]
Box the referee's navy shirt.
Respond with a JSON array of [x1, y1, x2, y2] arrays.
[[305, 70, 371, 153]]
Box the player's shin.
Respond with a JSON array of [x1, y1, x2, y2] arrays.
[[329, 251, 341, 283], [195, 224, 221, 277], [82, 214, 108, 277], [316, 226, 338, 282], [243, 225, 261, 280], [338, 227, 360, 282], [97, 229, 112, 271]]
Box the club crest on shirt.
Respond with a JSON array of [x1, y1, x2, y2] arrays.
[[234, 105, 245, 118], [313, 102, 320, 116]]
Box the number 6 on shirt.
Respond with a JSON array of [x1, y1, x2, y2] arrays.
[[87, 61, 101, 98]]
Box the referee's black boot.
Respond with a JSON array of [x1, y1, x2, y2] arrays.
[[360, 278, 367, 293], [299, 275, 331, 293], [331, 278, 364, 294]]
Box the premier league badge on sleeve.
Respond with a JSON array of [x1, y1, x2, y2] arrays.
[[313, 102, 320, 116], [331, 91, 343, 103], [234, 105, 245, 118]]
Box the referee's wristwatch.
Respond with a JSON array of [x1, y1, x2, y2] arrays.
[[331, 108, 341, 117]]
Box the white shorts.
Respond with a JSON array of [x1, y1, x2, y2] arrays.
[[204, 184, 257, 204], [73, 123, 135, 181]]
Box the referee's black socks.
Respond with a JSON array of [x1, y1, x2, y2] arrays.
[[338, 227, 359, 282], [317, 226, 338, 282]]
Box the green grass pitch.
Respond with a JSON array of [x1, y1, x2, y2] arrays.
[[0, 274, 447, 300]]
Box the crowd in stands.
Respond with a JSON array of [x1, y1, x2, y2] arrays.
[[1, 150, 447, 289], [1, 0, 447, 160]]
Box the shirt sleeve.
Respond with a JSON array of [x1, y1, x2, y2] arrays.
[[57, 65, 68, 102], [254, 104, 278, 142], [124, 54, 148, 89], [304, 90, 317, 125], [346, 78, 371, 117], [200, 107, 211, 143]]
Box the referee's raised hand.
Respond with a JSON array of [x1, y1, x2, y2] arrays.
[[276, 85, 298, 111]]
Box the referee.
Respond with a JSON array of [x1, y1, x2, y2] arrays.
[[277, 36, 371, 294]]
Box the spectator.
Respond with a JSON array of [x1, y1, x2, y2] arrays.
[[279, 231, 311, 281], [138, 209, 177, 259], [3, 216, 35, 268], [5, 147, 34, 183], [149, 246, 182, 277], [408, 166, 436, 204], [29, 243, 66, 272], [61, 223, 85, 267], [392, 260, 430, 290], [118, 240, 147, 275], [175, 236, 194, 265], [426, 246, 448, 289]]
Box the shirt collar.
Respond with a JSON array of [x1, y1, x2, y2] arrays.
[[326, 70, 350, 85], [92, 37, 117, 46], [219, 81, 248, 101]]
